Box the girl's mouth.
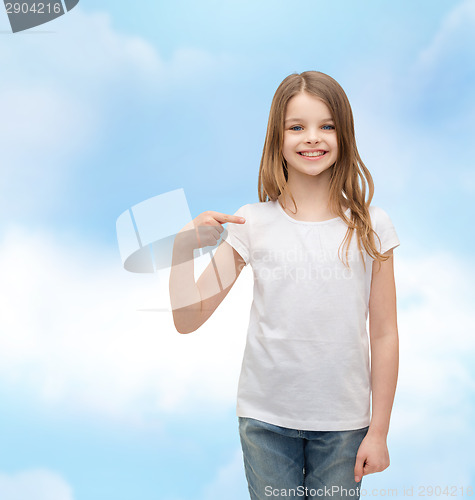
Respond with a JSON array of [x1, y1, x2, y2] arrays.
[[298, 151, 327, 160]]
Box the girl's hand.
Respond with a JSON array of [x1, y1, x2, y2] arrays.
[[177, 211, 246, 250], [354, 432, 390, 482]]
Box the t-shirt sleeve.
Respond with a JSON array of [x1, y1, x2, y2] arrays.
[[372, 206, 400, 256], [221, 204, 250, 265]]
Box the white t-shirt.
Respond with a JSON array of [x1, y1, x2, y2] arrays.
[[223, 200, 400, 431]]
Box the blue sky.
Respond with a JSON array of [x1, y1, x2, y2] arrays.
[[0, 0, 474, 498]]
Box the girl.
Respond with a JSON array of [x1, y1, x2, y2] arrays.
[[169, 71, 400, 500]]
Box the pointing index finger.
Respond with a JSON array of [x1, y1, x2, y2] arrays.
[[211, 212, 246, 224]]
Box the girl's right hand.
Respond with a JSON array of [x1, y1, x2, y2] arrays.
[[176, 211, 246, 250]]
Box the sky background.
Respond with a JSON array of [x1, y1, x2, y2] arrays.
[[0, 0, 474, 499]]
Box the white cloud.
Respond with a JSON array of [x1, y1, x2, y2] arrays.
[[0, 8, 162, 88], [372, 249, 475, 490], [162, 448, 249, 500], [407, 0, 475, 120], [0, 3, 250, 429], [415, 0, 475, 71], [0, 223, 252, 426], [0, 83, 97, 215], [201, 448, 249, 500], [0, 469, 74, 500], [341, 0, 475, 199], [0, 6, 239, 217]]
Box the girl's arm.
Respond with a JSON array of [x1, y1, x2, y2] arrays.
[[354, 248, 399, 482], [169, 238, 245, 334], [368, 248, 399, 437], [169, 234, 204, 334], [169, 213, 246, 334]]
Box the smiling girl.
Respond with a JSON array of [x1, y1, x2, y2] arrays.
[[169, 71, 400, 500]]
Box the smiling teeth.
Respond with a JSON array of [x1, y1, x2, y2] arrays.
[[300, 151, 326, 157]]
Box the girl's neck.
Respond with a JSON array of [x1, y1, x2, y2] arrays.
[[278, 170, 347, 218]]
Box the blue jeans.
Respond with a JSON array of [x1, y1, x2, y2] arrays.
[[238, 416, 369, 500]]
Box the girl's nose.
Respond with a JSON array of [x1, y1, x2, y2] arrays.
[[304, 129, 322, 143]]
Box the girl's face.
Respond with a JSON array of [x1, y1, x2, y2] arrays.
[[282, 92, 338, 178]]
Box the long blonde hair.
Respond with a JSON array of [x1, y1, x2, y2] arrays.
[[257, 70, 390, 271]]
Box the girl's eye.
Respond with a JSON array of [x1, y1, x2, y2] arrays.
[[289, 124, 335, 131]]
